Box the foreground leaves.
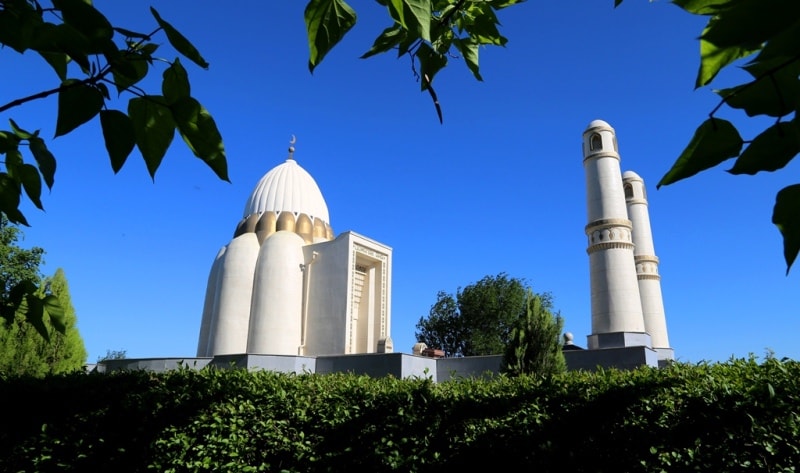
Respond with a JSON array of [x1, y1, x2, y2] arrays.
[[304, 0, 525, 121], [0, 2, 228, 340], [644, 0, 800, 275], [773, 185, 800, 274], [0, 3, 227, 225], [3, 358, 800, 471]]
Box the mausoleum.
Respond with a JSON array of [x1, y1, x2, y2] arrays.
[[195, 142, 393, 358]]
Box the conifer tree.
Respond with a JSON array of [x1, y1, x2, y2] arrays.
[[0, 219, 86, 376], [502, 290, 566, 377]]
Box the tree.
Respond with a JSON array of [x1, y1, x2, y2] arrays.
[[615, 0, 800, 276], [0, 216, 44, 312], [97, 349, 127, 362], [0, 216, 63, 340], [415, 273, 555, 357], [37, 268, 86, 373], [502, 290, 566, 377], [0, 229, 86, 377]]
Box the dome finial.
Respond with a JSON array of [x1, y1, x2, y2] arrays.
[[288, 135, 296, 160]]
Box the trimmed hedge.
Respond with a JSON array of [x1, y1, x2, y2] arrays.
[[1, 356, 799, 472]]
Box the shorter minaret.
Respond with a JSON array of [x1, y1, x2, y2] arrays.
[[623, 171, 674, 361], [582, 120, 651, 350]]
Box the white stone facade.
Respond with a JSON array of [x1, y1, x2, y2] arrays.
[[583, 120, 673, 361], [197, 152, 392, 357]]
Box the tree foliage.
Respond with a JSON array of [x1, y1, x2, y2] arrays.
[[415, 273, 556, 357], [304, 0, 526, 122], [616, 0, 800, 275], [0, 0, 227, 227], [0, 267, 86, 376], [0, 217, 64, 339], [502, 290, 565, 377], [97, 349, 127, 363]]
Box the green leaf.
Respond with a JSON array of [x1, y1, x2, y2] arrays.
[[361, 24, 405, 59], [29, 137, 57, 190], [658, 118, 743, 188], [772, 184, 800, 274], [0, 3, 42, 53], [110, 51, 149, 93], [38, 51, 69, 81], [455, 38, 482, 81], [53, 0, 113, 53], [169, 97, 229, 181], [19, 293, 49, 342], [0, 131, 20, 153], [716, 73, 800, 118], [100, 110, 136, 173], [728, 122, 800, 175], [162, 58, 191, 104], [701, 0, 800, 49], [696, 26, 756, 88], [9, 119, 35, 140], [42, 294, 67, 334], [756, 21, 800, 63], [5, 149, 23, 182], [150, 7, 209, 69], [30, 23, 91, 72], [387, 0, 431, 42], [464, 3, 507, 46], [0, 173, 27, 226], [18, 164, 43, 210], [305, 0, 358, 73], [128, 96, 176, 179], [416, 42, 447, 91], [55, 80, 104, 137], [672, 0, 736, 15]]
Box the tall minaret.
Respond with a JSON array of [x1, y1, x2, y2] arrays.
[[582, 120, 650, 350], [623, 171, 673, 361]]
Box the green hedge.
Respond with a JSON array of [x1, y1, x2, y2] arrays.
[[1, 356, 799, 472]]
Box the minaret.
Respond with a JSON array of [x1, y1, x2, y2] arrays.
[[623, 171, 674, 361], [582, 120, 650, 350]]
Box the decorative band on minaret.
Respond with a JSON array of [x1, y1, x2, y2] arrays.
[[582, 120, 650, 350], [623, 171, 674, 361]]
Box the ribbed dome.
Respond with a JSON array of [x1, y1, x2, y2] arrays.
[[243, 158, 330, 223]]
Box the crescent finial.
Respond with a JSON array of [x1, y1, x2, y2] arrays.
[[288, 134, 296, 160]]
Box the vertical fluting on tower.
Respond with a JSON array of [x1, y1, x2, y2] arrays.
[[623, 171, 674, 360], [583, 120, 648, 349]]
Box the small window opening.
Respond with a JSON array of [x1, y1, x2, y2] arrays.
[[590, 133, 602, 151]]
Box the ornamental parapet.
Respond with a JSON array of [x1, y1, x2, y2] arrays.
[[585, 218, 632, 234], [586, 241, 635, 254], [637, 274, 661, 281], [634, 255, 659, 265]]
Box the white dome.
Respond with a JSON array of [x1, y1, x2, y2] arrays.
[[622, 170, 642, 181], [586, 119, 612, 130], [243, 158, 330, 223]]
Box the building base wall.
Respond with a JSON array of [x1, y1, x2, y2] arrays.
[[587, 331, 652, 350], [564, 346, 658, 371], [95, 349, 662, 380]]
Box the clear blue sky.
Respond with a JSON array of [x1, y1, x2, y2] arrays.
[[4, 1, 798, 363]]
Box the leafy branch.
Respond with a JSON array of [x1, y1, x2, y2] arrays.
[[0, 0, 230, 338], [304, 0, 525, 123], [615, 0, 800, 276]]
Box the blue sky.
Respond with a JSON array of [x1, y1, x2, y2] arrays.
[[4, 1, 798, 363]]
